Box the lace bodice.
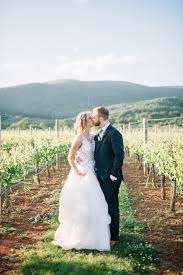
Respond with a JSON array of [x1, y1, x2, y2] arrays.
[[76, 135, 95, 173]]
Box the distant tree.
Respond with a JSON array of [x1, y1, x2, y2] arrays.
[[59, 119, 69, 128], [29, 122, 48, 129], [59, 118, 74, 128], [39, 122, 48, 129], [9, 118, 32, 129]]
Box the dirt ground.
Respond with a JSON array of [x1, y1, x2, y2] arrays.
[[123, 158, 183, 275], [0, 161, 69, 275], [0, 158, 183, 275]]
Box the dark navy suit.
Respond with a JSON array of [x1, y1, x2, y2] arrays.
[[94, 124, 124, 241]]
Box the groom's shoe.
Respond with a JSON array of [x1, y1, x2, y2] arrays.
[[110, 240, 120, 248]]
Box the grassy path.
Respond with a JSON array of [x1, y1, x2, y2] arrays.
[[2, 156, 183, 274], [20, 183, 157, 275]]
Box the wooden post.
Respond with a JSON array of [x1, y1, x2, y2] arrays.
[[55, 119, 59, 138], [49, 127, 51, 135], [143, 161, 147, 176], [123, 124, 126, 133], [161, 174, 166, 200], [170, 180, 177, 211], [18, 127, 20, 137], [55, 119, 60, 169], [143, 117, 148, 143], [29, 124, 32, 136], [152, 164, 156, 187], [168, 124, 171, 133], [128, 122, 132, 134], [154, 125, 157, 134]]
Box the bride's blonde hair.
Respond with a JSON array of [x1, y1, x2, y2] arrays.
[[74, 111, 91, 134]]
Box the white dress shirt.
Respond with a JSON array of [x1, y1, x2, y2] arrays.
[[101, 122, 111, 132]]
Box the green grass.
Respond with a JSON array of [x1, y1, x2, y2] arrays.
[[20, 184, 157, 275]]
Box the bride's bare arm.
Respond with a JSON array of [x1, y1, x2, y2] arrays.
[[67, 135, 86, 176]]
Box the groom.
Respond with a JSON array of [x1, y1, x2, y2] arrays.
[[92, 106, 124, 247]]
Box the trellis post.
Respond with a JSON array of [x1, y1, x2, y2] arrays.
[[143, 117, 148, 143], [128, 122, 132, 134]]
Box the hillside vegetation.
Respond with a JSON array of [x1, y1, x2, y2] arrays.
[[0, 80, 183, 121], [2, 97, 183, 129], [109, 97, 183, 126]]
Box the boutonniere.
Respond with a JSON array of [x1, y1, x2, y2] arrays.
[[98, 131, 106, 141]]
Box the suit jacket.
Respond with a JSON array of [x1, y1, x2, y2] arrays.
[[94, 124, 125, 182]]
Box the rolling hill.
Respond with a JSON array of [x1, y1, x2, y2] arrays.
[[2, 97, 183, 129], [108, 97, 183, 126], [0, 80, 183, 128], [0, 79, 183, 120]]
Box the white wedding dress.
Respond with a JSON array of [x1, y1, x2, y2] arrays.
[[52, 135, 111, 251]]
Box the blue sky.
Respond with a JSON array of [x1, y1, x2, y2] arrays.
[[0, 0, 183, 87]]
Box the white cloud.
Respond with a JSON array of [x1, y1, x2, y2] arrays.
[[55, 52, 144, 80], [73, 47, 79, 54], [122, 55, 144, 64], [73, 0, 89, 4], [1, 63, 25, 70], [57, 56, 71, 62], [76, 0, 89, 3], [2, 63, 10, 69]]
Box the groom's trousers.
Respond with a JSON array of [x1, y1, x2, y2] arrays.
[[97, 176, 121, 241]]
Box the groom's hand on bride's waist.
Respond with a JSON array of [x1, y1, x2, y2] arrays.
[[110, 175, 117, 181]]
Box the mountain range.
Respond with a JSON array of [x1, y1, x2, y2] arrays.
[[0, 79, 183, 128]]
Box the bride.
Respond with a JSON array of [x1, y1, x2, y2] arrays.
[[52, 111, 111, 251]]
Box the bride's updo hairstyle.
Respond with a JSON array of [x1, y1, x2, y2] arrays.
[[74, 111, 91, 134]]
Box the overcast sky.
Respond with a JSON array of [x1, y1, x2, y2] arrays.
[[0, 0, 183, 87]]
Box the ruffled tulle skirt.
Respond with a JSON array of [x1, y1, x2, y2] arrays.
[[52, 168, 111, 251]]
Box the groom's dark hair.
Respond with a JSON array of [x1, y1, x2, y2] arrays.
[[94, 106, 109, 120]]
